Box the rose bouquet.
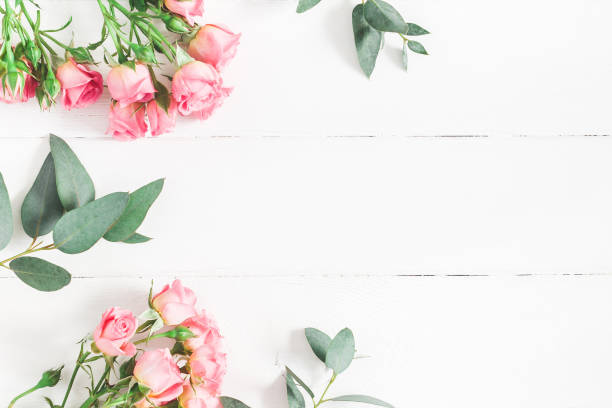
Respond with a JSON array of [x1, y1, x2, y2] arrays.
[[0, 0, 240, 139]]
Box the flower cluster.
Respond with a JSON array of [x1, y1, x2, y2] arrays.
[[0, 0, 240, 139]]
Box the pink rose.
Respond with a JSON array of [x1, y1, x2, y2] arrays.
[[107, 63, 155, 107], [134, 348, 185, 406], [147, 99, 178, 137], [171, 61, 231, 120], [56, 58, 103, 110], [189, 344, 226, 395], [0, 63, 37, 103], [182, 311, 222, 352], [164, 0, 204, 26], [188, 24, 241, 71], [107, 102, 147, 141], [152, 279, 198, 325], [93, 307, 137, 357], [179, 383, 222, 408]]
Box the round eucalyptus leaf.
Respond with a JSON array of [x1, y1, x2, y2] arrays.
[[325, 328, 355, 374], [0, 172, 13, 251], [363, 0, 406, 34], [10, 257, 71, 292], [305, 327, 332, 363]]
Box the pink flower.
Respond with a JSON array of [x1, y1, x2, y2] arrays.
[[179, 383, 222, 408], [107, 102, 147, 141], [107, 63, 155, 107], [189, 344, 226, 395], [171, 61, 231, 120], [188, 25, 241, 71], [164, 0, 204, 26], [147, 99, 178, 137], [152, 279, 198, 325], [93, 307, 137, 357], [56, 58, 103, 110], [182, 311, 223, 352], [134, 348, 185, 406], [0, 64, 37, 103]]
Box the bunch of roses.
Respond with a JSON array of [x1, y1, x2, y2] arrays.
[[0, 0, 240, 140]]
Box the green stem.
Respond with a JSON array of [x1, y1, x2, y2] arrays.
[[8, 385, 39, 408], [0, 242, 55, 269], [60, 345, 85, 408], [314, 373, 336, 408]]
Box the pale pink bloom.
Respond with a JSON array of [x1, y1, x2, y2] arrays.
[[107, 102, 147, 141], [182, 310, 223, 352], [55, 58, 103, 110], [164, 0, 204, 26], [152, 279, 198, 325], [107, 63, 155, 107], [147, 99, 178, 137], [179, 383, 222, 408], [134, 348, 185, 406], [93, 307, 137, 357], [189, 344, 226, 395], [188, 24, 241, 71], [171, 61, 231, 120], [0, 64, 37, 103]]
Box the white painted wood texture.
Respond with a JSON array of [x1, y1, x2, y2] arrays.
[[2, 0, 612, 407]]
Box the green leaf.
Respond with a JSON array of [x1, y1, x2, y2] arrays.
[[286, 367, 314, 399], [10, 257, 71, 292], [325, 328, 355, 374], [53, 192, 129, 254], [305, 328, 332, 363], [175, 45, 194, 68], [296, 0, 322, 13], [50, 134, 95, 211], [405, 23, 429, 36], [407, 40, 428, 55], [104, 179, 164, 242], [0, 172, 13, 251], [352, 4, 383, 78], [286, 372, 305, 408], [119, 356, 136, 379], [219, 397, 252, 408], [402, 41, 408, 71], [328, 395, 394, 408], [122, 233, 151, 244], [363, 0, 406, 34], [21, 153, 64, 238]]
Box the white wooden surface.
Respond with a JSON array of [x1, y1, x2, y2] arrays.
[[2, 0, 612, 407]]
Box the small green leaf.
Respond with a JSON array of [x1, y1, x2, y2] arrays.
[[21, 153, 64, 238], [104, 179, 164, 242], [53, 192, 129, 254], [50, 134, 95, 211], [10, 257, 71, 292], [122, 233, 151, 244], [286, 373, 305, 408], [328, 395, 394, 408], [405, 23, 429, 36], [286, 367, 314, 399], [119, 356, 136, 379], [175, 45, 195, 68], [219, 397, 252, 408], [407, 40, 428, 55], [402, 41, 408, 71], [0, 172, 13, 251], [305, 328, 332, 363], [325, 328, 355, 374], [363, 0, 406, 34], [296, 0, 322, 13], [352, 4, 383, 78]]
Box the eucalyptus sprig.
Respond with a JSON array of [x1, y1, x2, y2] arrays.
[[297, 0, 430, 78], [0, 134, 164, 292]]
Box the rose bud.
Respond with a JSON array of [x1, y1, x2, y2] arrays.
[[163, 0, 204, 26], [189, 344, 226, 395], [36, 366, 64, 388], [171, 61, 232, 120], [188, 25, 241, 71], [179, 383, 222, 408], [134, 348, 185, 406], [0, 61, 37, 104], [56, 58, 103, 110], [161, 13, 193, 34], [147, 99, 178, 137], [181, 311, 223, 352], [93, 307, 137, 357], [152, 279, 198, 325], [107, 102, 148, 141], [107, 63, 155, 107]]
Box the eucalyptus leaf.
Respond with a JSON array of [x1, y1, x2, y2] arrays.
[[122, 233, 151, 244], [325, 328, 355, 374], [21, 153, 64, 238], [10, 257, 71, 292], [407, 40, 428, 55], [53, 192, 129, 254], [328, 395, 394, 408], [402, 41, 408, 71], [0, 172, 12, 251], [405, 23, 429, 36], [220, 397, 252, 408], [363, 0, 406, 34], [286, 373, 305, 408], [104, 179, 164, 242], [305, 327, 332, 363], [50, 134, 95, 211], [286, 366, 314, 399], [352, 4, 383, 78], [296, 0, 322, 13]]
